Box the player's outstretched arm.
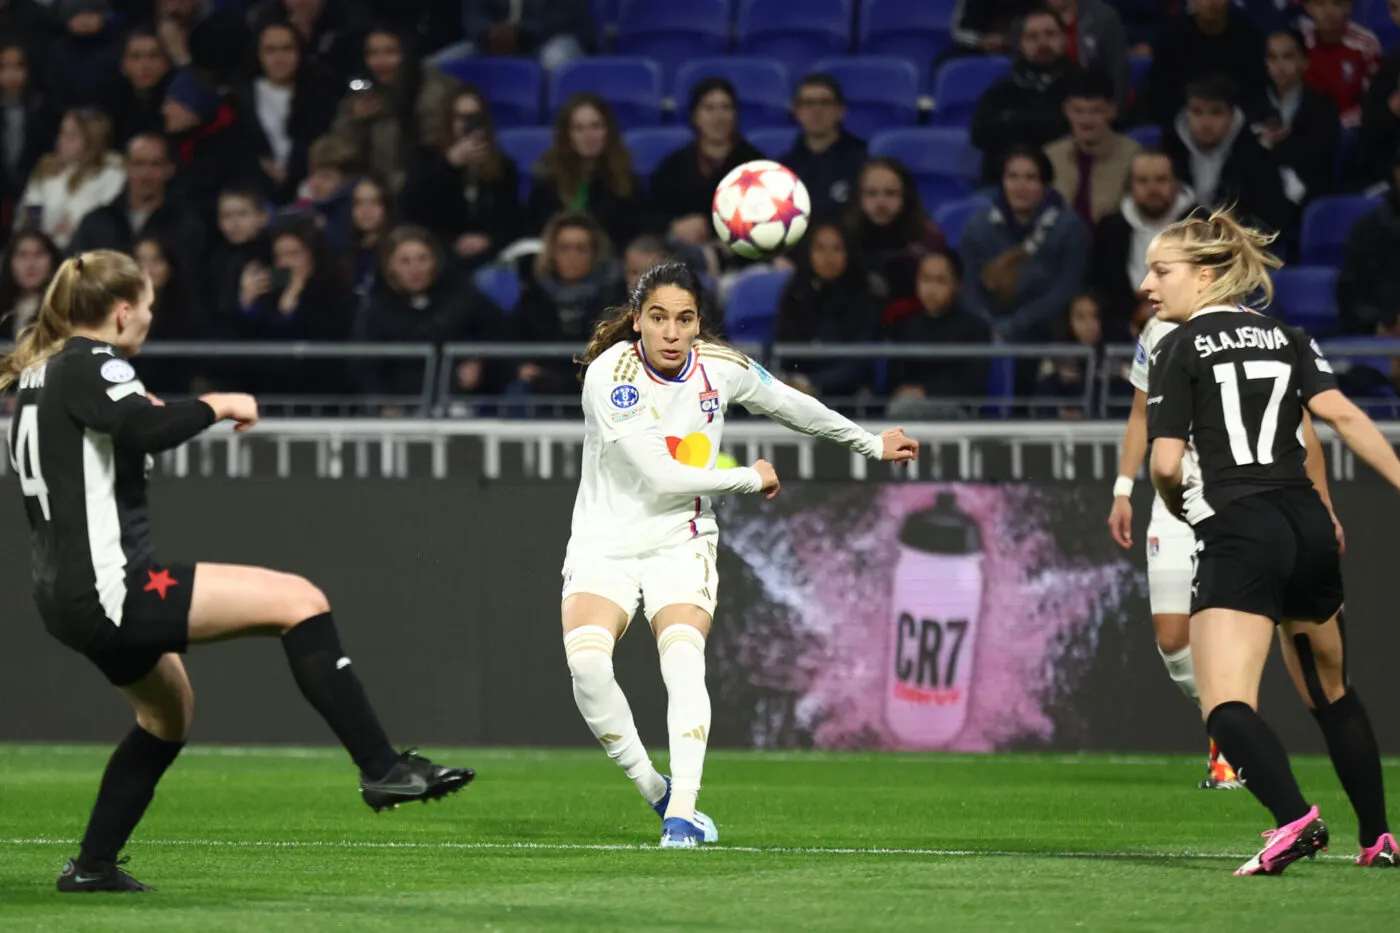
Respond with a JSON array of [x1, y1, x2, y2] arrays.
[[1108, 389, 1149, 548], [108, 392, 256, 453], [1305, 389, 1400, 493], [615, 432, 768, 497], [734, 361, 917, 462]]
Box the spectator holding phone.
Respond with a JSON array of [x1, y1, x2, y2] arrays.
[[330, 26, 459, 191], [235, 216, 349, 341], [400, 85, 518, 267]]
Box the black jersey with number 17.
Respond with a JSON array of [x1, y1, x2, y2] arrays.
[[7, 336, 213, 636], [1146, 306, 1338, 526]]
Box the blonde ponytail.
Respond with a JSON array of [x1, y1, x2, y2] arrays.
[[1157, 206, 1284, 312], [0, 250, 146, 390]]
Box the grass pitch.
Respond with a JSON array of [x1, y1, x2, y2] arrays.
[[1, 746, 1396, 931]]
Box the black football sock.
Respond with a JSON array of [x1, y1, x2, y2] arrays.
[[1312, 689, 1391, 846], [281, 612, 399, 780], [1207, 701, 1311, 827], [77, 726, 184, 872]]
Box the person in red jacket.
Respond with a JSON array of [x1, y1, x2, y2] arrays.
[[1300, 0, 1382, 127]]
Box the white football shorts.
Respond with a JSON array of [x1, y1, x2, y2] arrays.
[[1145, 517, 1197, 617], [562, 533, 719, 627]]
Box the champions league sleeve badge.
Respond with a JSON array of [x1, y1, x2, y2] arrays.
[[610, 384, 640, 409]]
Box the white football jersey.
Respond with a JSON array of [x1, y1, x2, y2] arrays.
[[568, 340, 882, 560], [1131, 315, 1202, 526]]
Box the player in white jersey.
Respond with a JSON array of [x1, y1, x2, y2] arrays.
[[1110, 312, 1340, 790], [1107, 313, 1238, 788], [561, 262, 917, 848]]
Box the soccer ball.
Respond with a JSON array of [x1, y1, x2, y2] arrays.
[[711, 160, 810, 260]]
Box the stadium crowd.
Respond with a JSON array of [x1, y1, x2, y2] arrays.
[[0, 0, 1398, 414]]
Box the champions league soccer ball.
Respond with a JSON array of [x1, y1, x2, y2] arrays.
[[711, 160, 811, 260]]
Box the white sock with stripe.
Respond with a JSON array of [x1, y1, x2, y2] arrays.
[[658, 624, 710, 823], [1157, 643, 1200, 706], [564, 625, 667, 805], [1158, 643, 1229, 766]]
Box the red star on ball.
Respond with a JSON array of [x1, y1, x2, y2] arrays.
[[732, 168, 767, 195], [769, 192, 804, 227], [143, 568, 179, 600], [723, 207, 757, 242]]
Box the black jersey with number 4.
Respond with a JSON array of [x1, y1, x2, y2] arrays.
[[7, 336, 214, 633], [1147, 307, 1338, 525]]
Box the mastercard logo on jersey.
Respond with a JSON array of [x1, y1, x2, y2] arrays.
[[667, 432, 711, 467]]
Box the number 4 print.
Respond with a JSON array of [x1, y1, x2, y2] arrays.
[[1213, 360, 1291, 467], [11, 405, 51, 520]]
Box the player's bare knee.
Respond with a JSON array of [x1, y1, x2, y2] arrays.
[[137, 690, 193, 742], [278, 576, 331, 631], [1156, 630, 1189, 655]]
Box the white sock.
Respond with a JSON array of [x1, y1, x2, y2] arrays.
[[1158, 643, 1200, 707], [564, 625, 667, 804], [657, 624, 710, 822]]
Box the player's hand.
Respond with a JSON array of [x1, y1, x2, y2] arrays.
[[201, 392, 260, 432], [1331, 511, 1346, 556], [879, 426, 918, 462], [752, 459, 780, 499], [1107, 496, 1133, 549], [146, 392, 165, 407]]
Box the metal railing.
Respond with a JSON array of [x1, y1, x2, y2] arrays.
[[16, 337, 1400, 420], [769, 342, 1098, 417], [1, 416, 1395, 483]]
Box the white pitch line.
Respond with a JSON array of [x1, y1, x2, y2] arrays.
[[0, 837, 1356, 863]]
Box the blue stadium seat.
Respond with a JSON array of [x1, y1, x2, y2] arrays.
[[930, 56, 1011, 127], [1299, 195, 1379, 267], [933, 195, 992, 250], [624, 127, 693, 182], [808, 57, 919, 140], [473, 265, 522, 312], [858, 0, 957, 88], [594, 0, 619, 33], [724, 268, 793, 344], [1361, 0, 1400, 51], [674, 57, 791, 129], [1335, 125, 1358, 183], [436, 59, 544, 129], [616, 0, 730, 85], [1270, 266, 1340, 331], [1129, 55, 1151, 93], [735, 0, 852, 82], [495, 127, 554, 200], [1126, 124, 1160, 148], [987, 356, 1015, 419], [551, 57, 664, 130], [747, 125, 800, 158], [869, 128, 979, 212]]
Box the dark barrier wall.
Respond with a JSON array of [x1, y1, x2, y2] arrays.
[[1, 479, 1397, 753]]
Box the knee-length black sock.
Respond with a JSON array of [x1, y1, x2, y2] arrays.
[[77, 726, 183, 871], [282, 612, 398, 780]]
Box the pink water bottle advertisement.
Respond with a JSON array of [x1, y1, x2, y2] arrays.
[[713, 484, 1142, 751]]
